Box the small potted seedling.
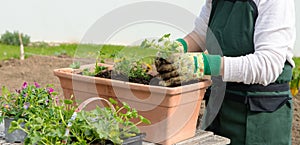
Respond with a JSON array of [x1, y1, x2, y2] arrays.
[[9, 96, 150, 145], [0, 82, 56, 143]]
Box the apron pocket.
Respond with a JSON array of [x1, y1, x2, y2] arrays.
[[248, 95, 290, 112]]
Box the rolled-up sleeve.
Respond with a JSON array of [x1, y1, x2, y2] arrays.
[[223, 0, 296, 85], [193, 0, 212, 49]]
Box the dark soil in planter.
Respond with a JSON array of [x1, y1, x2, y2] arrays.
[[94, 70, 200, 87], [94, 70, 159, 86]]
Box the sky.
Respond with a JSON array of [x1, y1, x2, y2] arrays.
[[0, 0, 299, 56], [0, 0, 203, 42]]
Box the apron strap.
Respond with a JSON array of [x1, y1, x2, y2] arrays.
[[226, 82, 290, 92]]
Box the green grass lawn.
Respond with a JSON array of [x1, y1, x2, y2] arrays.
[[0, 43, 76, 60], [0, 43, 126, 61], [0, 43, 159, 67]]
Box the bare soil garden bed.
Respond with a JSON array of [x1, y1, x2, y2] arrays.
[[0, 55, 299, 145]]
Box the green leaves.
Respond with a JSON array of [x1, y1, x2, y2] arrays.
[[86, 34, 179, 83], [79, 107, 122, 144], [109, 98, 118, 105], [0, 82, 56, 123], [7, 91, 76, 145], [4, 83, 150, 144], [63, 99, 73, 105], [122, 102, 130, 110], [8, 121, 19, 133], [94, 62, 108, 75], [13, 97, 150, 144], [140, 116, 151, 124], [69, 62, 81, 69], [112, 44, 157, 83], [1, 86, 10, 96], [135, 34, 183, 73], [81, 62, 108, 76], [108, 98, 151, 139], [82, 68, 94, 76]]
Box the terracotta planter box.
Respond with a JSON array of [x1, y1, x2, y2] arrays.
[[53, 67, 211, 145]]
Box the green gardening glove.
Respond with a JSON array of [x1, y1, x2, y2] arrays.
[[155, 38, 187, 73], [175, 38, 188, 53], [155, 53, 221, 86]]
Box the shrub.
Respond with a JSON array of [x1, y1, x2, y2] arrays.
[[0, 31, 30, 46]]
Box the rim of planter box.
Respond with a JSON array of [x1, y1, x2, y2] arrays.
[[53, 68, 212, 95]]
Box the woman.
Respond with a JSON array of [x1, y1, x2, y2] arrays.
[[155, 0, 295, 144]]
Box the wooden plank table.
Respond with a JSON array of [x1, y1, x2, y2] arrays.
[[143, 130, 230, 145]]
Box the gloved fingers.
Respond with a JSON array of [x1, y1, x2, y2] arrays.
[[155, 57, 171, 72], [156, 64, 176, 72], [160, 75, 198, 86], [160, 70, 179, 80], [154, 58, 161, 69], [165, 53, 181, 63], [155, 57, 168, 66], [159, 76, 182, 87], [156, 53, 181, 63]]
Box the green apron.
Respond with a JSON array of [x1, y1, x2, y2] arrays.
[[205, 0, 293, 144]]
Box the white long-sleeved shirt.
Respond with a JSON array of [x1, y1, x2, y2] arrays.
[[194, 0, 296, 86]]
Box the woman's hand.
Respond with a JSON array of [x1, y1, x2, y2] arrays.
[[155, 53, 205, 86]]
